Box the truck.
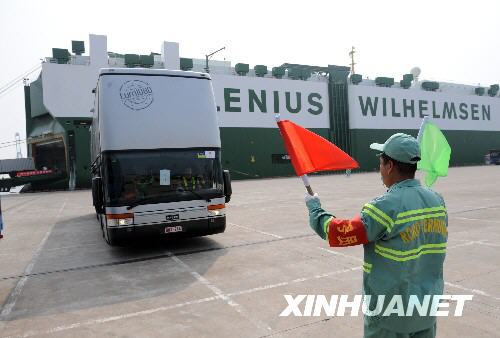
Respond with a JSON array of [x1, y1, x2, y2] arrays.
[[0, 158, 64, 192], [484, 149, 500, 165], [90, 68, 231, 246]]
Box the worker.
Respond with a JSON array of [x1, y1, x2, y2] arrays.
[[0, 195, 4, 239], [305, 133, 447, 338], [135, 172, 154, 199], [180, 168, 205, 190]]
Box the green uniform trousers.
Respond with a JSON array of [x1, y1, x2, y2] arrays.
[[365, 322, 436, 338]]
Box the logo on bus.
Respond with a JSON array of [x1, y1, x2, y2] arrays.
[[165, 214, 180, 221], [119, 80, 154, 110]]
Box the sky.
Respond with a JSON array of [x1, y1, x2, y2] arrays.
[[0, 0, 499, 159]]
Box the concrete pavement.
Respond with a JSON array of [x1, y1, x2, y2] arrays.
[[0, 166, 499, 337]]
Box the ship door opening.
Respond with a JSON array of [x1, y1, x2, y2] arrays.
[[32, 139, 66, 174]]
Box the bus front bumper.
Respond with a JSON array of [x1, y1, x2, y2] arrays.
[[107, 216, 226, 242]]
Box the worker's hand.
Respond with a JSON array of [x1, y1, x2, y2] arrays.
[[305, 193, 321, 210]]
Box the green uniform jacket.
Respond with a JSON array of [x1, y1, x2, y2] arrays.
[[308, 179, 447, 333]]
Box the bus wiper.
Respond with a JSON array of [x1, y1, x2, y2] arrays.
[[126, 195, 172, 210], [126, 190, 211, 210], [176, 188, 210, 201]]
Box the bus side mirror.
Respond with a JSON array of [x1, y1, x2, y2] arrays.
[[92, 177, 103, 212], [223, 170, 232, 203]]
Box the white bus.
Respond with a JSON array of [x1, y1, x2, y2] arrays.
[[90, 68, 231, 246]]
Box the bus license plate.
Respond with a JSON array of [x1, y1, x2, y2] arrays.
[[165, 225, 183, 234]]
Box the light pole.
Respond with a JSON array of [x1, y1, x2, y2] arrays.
[[205, 47, 225, 73], [15, 132, 22, 158]]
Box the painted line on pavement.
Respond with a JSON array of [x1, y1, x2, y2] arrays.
[[445, 282, 500, 302], [0, 233, 315, 281], [228, 222, 283, 239], [478, 241, 500, 248], [449, 205, 500, 215], [169, 253, 272, 333], [447, 240, 500, 249], [0, 265, 361, 338], [227, 265, 363, 298], [447, 240, 484, 249], [43, 242, 103, 252], [1, 196, 42, 213], [0, 200, 67, 321], [258, 317, 332, 338], [1, 295, 221, 338], [455, 217, 500, 224], [317, 247, 363, 262], [453, 224, 498, 236]]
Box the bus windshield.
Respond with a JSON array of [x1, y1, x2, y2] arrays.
[[103, 148, 224, 207]]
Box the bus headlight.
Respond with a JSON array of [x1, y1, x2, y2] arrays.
[[106, 213, 134, 227], [207, 204, 225, 216]]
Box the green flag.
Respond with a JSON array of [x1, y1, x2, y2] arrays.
[[417, 118, 451, 187]]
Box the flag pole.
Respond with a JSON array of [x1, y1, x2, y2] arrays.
[[275, 114, 314, 196], [417, 116, 430, 143], [301, 175, 314, 195]]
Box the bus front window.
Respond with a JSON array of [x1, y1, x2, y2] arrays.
[[103, 149, 223, 207]]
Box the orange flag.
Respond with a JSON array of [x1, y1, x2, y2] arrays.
[[277, 119, 359, 176]]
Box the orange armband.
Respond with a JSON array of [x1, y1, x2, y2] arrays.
[[327, 215, 369, 247]]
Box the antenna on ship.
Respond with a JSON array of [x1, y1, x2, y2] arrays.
[[349, 46, 356, 74], [411, 67, 421, 82]]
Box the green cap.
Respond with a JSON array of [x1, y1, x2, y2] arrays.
[[370, 133, 421, 164]]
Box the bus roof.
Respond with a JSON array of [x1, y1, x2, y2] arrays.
[[99, 68, 211, 80]]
